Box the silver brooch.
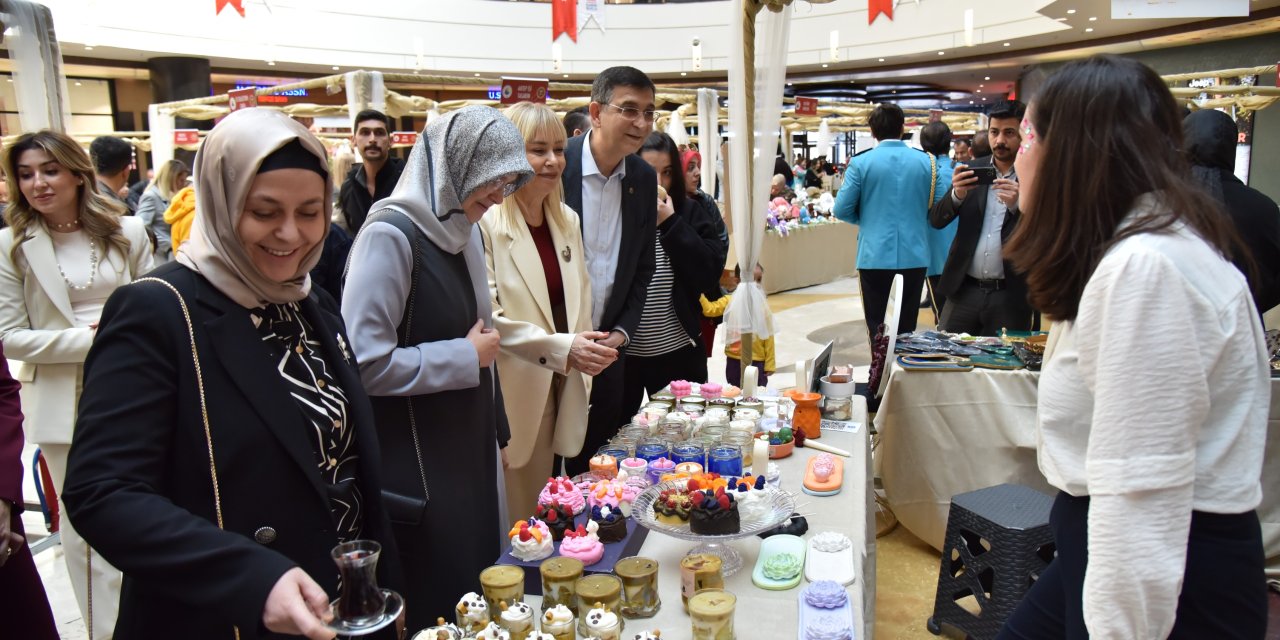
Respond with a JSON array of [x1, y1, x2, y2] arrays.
[[336, 333, 352, 363], [561, 246, 572, 262]]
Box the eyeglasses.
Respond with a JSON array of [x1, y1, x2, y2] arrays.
[[478, 172, 524, 198], [604, 103, 658, 122]]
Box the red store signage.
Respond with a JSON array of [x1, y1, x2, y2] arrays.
[[391, 132, 418, 146], [173, 129, 200, 145], [795, 96, 818, 116], [228, 87, 257, 111], [500, 77, 549, 104]]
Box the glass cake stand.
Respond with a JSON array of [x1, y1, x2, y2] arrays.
[[632, 480, 796, 576]]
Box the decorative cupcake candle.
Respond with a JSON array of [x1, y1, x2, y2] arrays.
[[533, 502, 573, 541], [508, 518, 554, 562], [538, 477, 585, 515], [559, 521, 604, 566], [583, 603, 623, 640], [455, 592, 491, 634], [497, 602, 536, 636], [539, 604, 576, 640]]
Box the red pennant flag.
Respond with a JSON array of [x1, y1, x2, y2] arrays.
[[216, 0, 245, 17], [868, 0, 892, 25], [553, 0, 577, 43]]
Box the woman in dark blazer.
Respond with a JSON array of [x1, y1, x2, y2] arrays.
[[63, 109, 398, 640]]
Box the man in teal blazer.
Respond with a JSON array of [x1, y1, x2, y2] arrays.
[[834, 103, 944, 345]]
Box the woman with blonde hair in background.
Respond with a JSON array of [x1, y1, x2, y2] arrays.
[[480, 102, 617, 523], [136, 158, 190, 263], [0, 130, 153, 639]]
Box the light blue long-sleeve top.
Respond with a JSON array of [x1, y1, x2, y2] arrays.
[[833, 140, 945, 270], [927, 156, 956, 276]]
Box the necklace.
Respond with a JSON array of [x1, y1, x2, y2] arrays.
[[48, 218, 83, 232], [56, 236, 100, 291]]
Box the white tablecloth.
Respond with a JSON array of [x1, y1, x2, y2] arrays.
[[758, 223, 858, 294], [523, 398, 875, 639], [874, 363, 1280, 581]]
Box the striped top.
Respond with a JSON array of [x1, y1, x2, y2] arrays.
[[629, 230, 694, 357], [252, 302, 364, 543]]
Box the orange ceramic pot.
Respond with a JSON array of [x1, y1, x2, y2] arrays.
[[792, 392, 822, 440]]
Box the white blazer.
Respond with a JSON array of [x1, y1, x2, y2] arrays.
[[0, 216, 153, 444], [480, 202, 593, 467]]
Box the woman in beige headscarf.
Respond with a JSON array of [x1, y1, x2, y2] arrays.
[[63, 108, 401, 640]]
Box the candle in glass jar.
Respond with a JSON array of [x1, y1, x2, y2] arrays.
[[575, 574, 623, 636], [614, 556, 661, 618], [539, 557, 584, 615], [688, 589, 736, 640], [679, 554, 724, 610], [539, 604, 576, 640], [478, 565, 524, 615]]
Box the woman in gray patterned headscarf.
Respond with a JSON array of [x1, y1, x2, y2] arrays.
[[342, 105, 532, 630]]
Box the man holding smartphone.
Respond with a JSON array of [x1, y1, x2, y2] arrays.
[[928, 99, 1035, 335]]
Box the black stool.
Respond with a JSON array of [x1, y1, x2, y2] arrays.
[[927, 484, 1055, 639]]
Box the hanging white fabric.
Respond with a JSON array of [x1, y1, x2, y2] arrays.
[[344, 71, 387, 128], [723, 0, 792, 345], [666, 111, 689, 148], [3, 0, 71, 132], [816, 118, 832, 160], [148, 104, 177, 169], [697, 88, 720, 196]]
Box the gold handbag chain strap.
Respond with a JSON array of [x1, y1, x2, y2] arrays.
[[132, 277, 238, 639]]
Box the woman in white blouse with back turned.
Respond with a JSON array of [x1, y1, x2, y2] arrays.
[[0, 130, 152, 640], [996, 55, 1269, 640]]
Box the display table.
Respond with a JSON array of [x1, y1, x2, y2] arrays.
[[522, 398, 874, 639], [873, 361, 1280, 581], [759, 223, 858, 294]]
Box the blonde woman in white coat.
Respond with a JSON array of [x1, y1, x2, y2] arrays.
[[0, 130, 153, 640], [481, 102, 619, 524]]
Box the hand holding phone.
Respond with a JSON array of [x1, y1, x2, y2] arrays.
[[970, 166, 998, 186]]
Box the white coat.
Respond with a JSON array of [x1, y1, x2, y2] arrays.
[[0, 216, 153, 444]]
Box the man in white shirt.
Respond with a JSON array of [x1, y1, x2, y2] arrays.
[[560, 66, 658, 475], [928, 100, 1034, 335]]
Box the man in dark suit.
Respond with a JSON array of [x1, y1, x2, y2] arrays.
[[929, 100, 1034, 335], [561, 65, 658, 476]]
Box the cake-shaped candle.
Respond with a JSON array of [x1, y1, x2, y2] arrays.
[[619, 457, 648, 479], [668, 380, 693, 398], [589, 454, 619, 480], [688, 488, 740, 535], [497, 601, 535, 636], [538, 476, 586, 515], [590, 504, 627, 543], [539, 604, 576, 640], [583, 603, 623, 640], [654, 488, 693, 525], [587, 472, 640, 517], [559, 520, 605, 566], [646, 457, 676, 485], [699, 382, 722, 400], [508, 518, 554, 562], [534, 502, 573, 541]]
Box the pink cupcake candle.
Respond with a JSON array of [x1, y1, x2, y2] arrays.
[[538, 476, 586, 515]]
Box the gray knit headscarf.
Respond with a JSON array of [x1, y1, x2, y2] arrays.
[[372, 105, 532, 254]]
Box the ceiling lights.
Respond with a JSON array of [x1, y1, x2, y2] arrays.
[[1085, 27, 1094, 32], [937, 51, 945, 55], [1089, 16, 1097, 21], [1002, 42, 1011, 46], [984, 76, 990, 80], [1067, 8, 1076, 14]]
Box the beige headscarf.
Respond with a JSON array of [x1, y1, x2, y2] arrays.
[[177, 108, 330, 309]]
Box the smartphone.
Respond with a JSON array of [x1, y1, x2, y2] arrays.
[[970, 166, 998, 185]]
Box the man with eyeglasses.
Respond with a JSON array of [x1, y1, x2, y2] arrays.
[[561, 65, 658, 476]]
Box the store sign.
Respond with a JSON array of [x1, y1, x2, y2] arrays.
[[500, 77, 549, 104], [795, 97, 818, 116], [232, 84, 304, 104], [173, 129, 200, 145], [228, 87, 257, 111], [391, 132, 417, 146]]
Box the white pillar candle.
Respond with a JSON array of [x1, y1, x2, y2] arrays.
[[753, 439, 770, 473], [742, 365, 759, 398], [795, 359, 808, 393]]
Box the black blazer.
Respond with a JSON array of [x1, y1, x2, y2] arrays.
[[63, 263, 399, 640], [562, 134, 657, 339], [928, 158, 1027, 301]]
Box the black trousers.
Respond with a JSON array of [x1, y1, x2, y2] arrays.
[[998, 492, 1267, 640], [858, 267, 926, 345], [621, 343, 708, 418], [939, 277, 1033, 336], [565, 355, 627, 477]]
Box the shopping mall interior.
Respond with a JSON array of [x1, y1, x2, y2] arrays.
[[1, 1, 1278, 639]]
